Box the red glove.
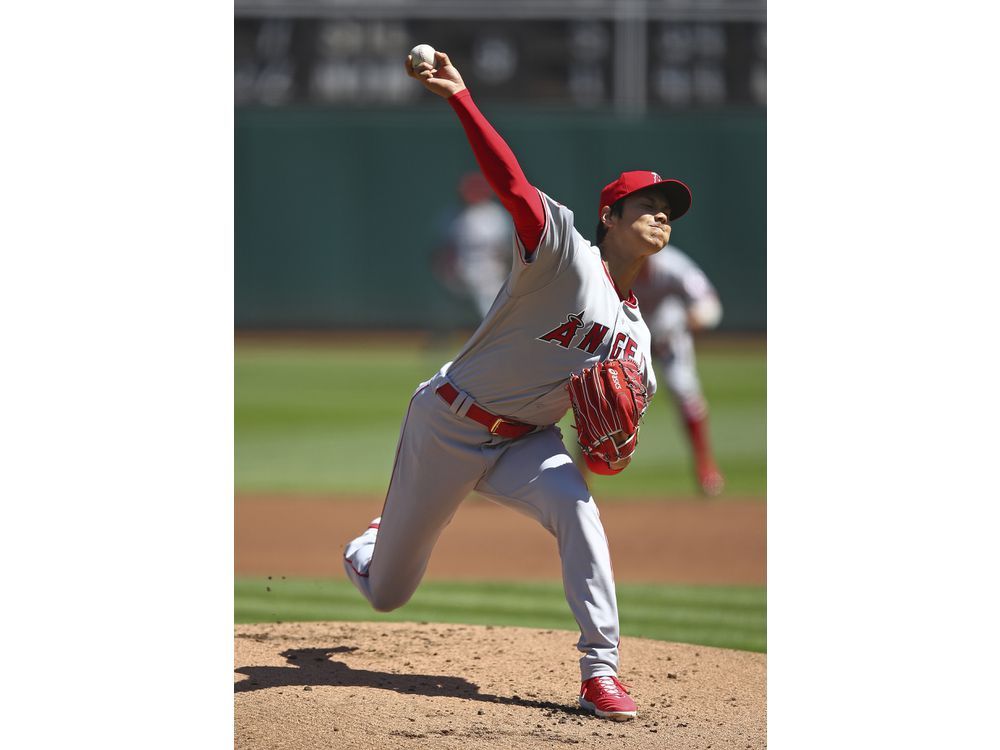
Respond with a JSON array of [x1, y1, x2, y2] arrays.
[[567, 359, 650, 474]]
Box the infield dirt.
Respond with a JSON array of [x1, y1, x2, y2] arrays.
[[235, 620, 765, 750], [236, 495, 765, 584]]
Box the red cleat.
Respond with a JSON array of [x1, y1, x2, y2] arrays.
[[579, 675, 637, 721]]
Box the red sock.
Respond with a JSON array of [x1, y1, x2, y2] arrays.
[[681, 398, 715, 468]]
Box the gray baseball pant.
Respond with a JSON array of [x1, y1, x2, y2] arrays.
[[343, 373, 622, 680]]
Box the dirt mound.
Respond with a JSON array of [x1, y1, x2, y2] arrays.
[[235, 621, 765, 749]]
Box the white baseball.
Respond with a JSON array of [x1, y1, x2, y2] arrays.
[[409, 44, 436, 70]]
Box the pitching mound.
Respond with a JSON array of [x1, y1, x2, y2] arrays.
[[235, 621, 765, 749]]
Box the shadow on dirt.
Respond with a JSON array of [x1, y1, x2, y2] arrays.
[[234, 646, 584, 715]]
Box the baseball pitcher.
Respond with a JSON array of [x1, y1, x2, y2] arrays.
[[343, 48, 696, 721]]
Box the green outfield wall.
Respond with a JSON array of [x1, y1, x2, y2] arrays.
[[235, 107, 765, 330]]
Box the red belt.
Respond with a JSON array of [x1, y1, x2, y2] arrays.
[[436, 383, 536, 439]]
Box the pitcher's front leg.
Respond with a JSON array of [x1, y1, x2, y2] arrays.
[[476, 429, 622, 679]]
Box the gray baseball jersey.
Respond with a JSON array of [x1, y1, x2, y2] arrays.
[[632, 245, 719, 403], [344, 188, 656, 682], [450, 200, 512, 318], [633, 245, 717, 316], [446, 190, 658, 423]]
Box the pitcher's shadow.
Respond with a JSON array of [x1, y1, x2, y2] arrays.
[[235, 645, 584, 715]]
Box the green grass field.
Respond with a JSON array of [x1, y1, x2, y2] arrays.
[[235, 577, 766, 653], [235, 336, 765, 497]]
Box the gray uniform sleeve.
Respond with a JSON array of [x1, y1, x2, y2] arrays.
[[509, 190, 580, 297], [652, 247, 717, 306], [679, 263, 716, 304]]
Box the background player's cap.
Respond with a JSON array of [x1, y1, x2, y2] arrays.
[[458, 171, 492, 204], [599, 171, 692, 220]]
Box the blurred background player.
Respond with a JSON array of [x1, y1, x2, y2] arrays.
[[432, 172, 513, 319], [632, 245, 725, 496]]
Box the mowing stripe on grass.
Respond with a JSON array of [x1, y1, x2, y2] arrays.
[[235, 577, 766, 653], [235, 340, 766, 496]]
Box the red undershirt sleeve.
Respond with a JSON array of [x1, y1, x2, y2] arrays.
[[448, 89, 545, 254]]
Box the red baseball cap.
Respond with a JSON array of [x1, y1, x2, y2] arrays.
[[599, 171, 692, 220]]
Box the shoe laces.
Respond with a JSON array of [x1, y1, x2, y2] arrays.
[[594, 675, 624, 697]]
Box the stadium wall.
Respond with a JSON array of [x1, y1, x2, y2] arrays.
[[235, 107, 765, 330]]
